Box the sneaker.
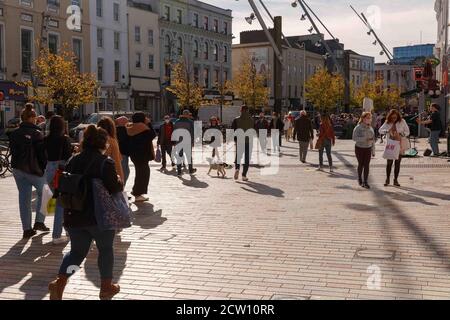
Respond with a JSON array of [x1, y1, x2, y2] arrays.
[[384, 179, 390, 187], [23, 229, 37, 239], [189, 168, 197, 175], [329, 166, 334, 173], [316, 166, 323, 171], [394, 180, 401, 187], [234, 170, 240, 180], [134, 195, 149, 203], [52, 236, 69, 245], [242, 176, 249, 182], [160, 166, 166, 171], [363, 183, 371, 189], [33, 222, 50, 232]]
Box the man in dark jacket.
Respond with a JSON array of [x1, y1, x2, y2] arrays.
[[115, 116, 130, 185], [232, 105, 255, 181], [269, 112, 284, 150], [174, 110, 196, 176], [294, 110, 314, 163], [157, 115, 175, 171]]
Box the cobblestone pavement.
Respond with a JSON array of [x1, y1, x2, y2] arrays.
[[0, 138, 449, 300]]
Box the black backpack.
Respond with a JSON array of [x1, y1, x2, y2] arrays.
[[57, 158, 97, 211]]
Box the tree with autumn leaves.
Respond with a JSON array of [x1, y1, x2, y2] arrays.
[[20, 44, 98, 119], [304, 68, 344, 112], [353, 79, 404, 111]]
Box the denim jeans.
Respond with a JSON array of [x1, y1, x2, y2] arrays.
[[235, 141, 252, 177], [121, 155, 130, 186], [429, 130, 441, 156], [45, 161, 65, 239], [59, 226, 116, 279], [319, 138, 333, 167], [12, 169, 46, 231]]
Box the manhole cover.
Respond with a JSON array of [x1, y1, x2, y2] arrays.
[[271, 295, 310, 300], [354, 248, 396, 260]]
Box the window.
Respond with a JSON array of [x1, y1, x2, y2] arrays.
[[214, 69, 219, 86], [21, 14, 33, 22], [47, 0, 59, 11], [135, 26, 141, 43], [213, 19, 218, 32], [163, 6, 170, 21], [177, 37, 183, 55], [203, 68, 209, 88], [113, 3, 119, 22], [21, 29, 33, 74], [176, 9, 182, 24], [48, 33, 59, 54], [223, 70, 228, 82], [193, 13, 199, 28], [223, 21, 228, 35], [73, 38, 82, 72], [136, 52, 141, 68], [97, 28, 103, 48], [97, 58, 104, 81], [96, 0, 102, 17], [193, 40, 199, 58], [194, 67, 199, 83], [204, 42, 209, 60], [148, 29, 154, 46], [148, 54, 154, 70], [114, 32, 120, 50], [20, 0, 33, 7], [165, 35, 171, 56], [114, 60, 120, 82], [223, 46, 228, 63], [203, 16, 209, 30], [213, 44, 218, 61]]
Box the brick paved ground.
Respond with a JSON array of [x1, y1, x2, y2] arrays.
[[0, 137, 449, 300]]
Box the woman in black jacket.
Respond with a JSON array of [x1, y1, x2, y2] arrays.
[[126, 112, 156, 202], [9, 103, 49, 239], [48, 125, 123, 300]]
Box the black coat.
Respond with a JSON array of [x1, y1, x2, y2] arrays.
[[116, 126, 129, 156], [294, 116, 314, 142], [63, 149, 123, 228], [9, 122, 47, 177], [44, 135, 73, 162]]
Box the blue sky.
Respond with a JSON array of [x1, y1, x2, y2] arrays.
[[207, 0, 437, 62]]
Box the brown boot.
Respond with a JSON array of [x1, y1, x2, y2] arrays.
[[48, 274, 68, 300], [99, 279, 120, 300]]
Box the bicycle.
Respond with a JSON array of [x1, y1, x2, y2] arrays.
[[0, 141, 12, 175]]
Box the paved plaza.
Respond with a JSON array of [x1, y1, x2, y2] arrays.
[[0, 138, 449, 300]]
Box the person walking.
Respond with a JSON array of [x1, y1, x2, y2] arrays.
[[9, 103, 49, 239], [232, 105, 255, 181], [174, 110, 197, 176], [43, 115, 73, 244], [270, 112, 284, 150], [316, 114, 336, 172], [157, 115, 175, 171], [97, 117, 124, 183], [205, 116, 221, 159], [115, 116, 130, 186], [379, 109, 410, 187], [294, 110, 314, 163], [283, 115, 292, 143], [417, 103, 443, 156], [48, 125, 123, 300], [353, 112, 375, 189], [127, 112, 156, 202]]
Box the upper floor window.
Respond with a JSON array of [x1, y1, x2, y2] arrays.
[[223, 46, 228, 63], [165, 35, 171, 56], [48, 33, 59, 54], [203, 16, 209, 30], [97, 28, 103, 48], [204, 42, 209, 60], [193, 41, 199, 58], [96, 0, 102, 17], [213, 44, 218, 61], [135, 26, 141, 43], [148, 30, 154, 46], [163, 6, 170, 21], [113, 3, 119, 22], [177, 37, 183, 56], [114, 32, 120, 50], [176, 9, 182, 24], [193, 13, 199, 28], [223, 21, 228, 35], [213, 19, 218, 33]]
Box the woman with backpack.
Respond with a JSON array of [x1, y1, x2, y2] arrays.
[[43, 115, 73, 244], [48, 125, 123, 300], [9, 103, 49, 239]]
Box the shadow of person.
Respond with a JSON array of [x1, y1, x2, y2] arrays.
[[132, 202, 167, 230], [0, 233, 64, 300], [236, 181, 285, 198], [177, 174, 209, 189], [83, 234, 131, 290], [376, 190, 437, 206], [398, 186, 450, 202]]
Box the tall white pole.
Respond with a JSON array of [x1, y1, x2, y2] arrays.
[[303, 44, 306, 110]]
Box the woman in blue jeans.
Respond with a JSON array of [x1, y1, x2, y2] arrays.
[[8, 103, 49, 239], [43, 115, 73, 244], [316, 114, 336, 172], [49, 125, 123, 300]]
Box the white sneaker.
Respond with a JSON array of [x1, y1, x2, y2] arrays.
[[134, 195, 149, 202], [234, 170, 240, 180], [316, 166, 323, 171], [242, 176, 249, 182], [52, 236, 69, 245]]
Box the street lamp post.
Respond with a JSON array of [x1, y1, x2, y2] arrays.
[[297, 42, 307, 110]]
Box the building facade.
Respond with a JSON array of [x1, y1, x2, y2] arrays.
[[0, 0, 91, 125], [435, 0, 449, 123], [127, 1, 161, 120], [146, 0, 233, 114], [393, 44, 435, 65], [346, 50, 375, 89], [89, 0, 130, 113], [374, 63, 415, 92]]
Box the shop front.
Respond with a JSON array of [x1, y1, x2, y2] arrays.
[[130, 77, 161, 120], [0, 81, 29, 128]]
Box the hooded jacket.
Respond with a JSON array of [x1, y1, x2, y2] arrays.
[[126, 122, 156, 162]]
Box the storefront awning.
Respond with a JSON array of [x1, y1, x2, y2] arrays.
[[130, 78, 160, 93]]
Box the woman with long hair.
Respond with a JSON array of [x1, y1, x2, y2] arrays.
[[48, 125, 123, 300], [379, 109, 410, 187], [353, 112, 375, 189], [9, 103, 49, 239], [316, 113, 336, 172], [44, 115, 73, 244], [97, 117, 125, 183]]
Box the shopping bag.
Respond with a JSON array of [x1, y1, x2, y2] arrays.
[[40, 184, 56, 216], [155, 146, 162, 163], [400, 137, 411, 155], [383, 139, 401, 160]]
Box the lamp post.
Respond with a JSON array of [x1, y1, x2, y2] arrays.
[[297, 42, 307, 110]]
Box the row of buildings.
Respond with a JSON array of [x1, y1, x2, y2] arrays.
[[0, 0, 233, 125]]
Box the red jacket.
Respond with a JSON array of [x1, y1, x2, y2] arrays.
[[319, 123, 335, 145]]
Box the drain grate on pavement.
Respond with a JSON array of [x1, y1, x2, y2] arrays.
[[271, 295, 311, 300], [354, 248, 396, 260]]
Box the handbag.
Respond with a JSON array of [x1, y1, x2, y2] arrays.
[[92, 160, 131, 231], [400, 136, 410, 154], [383, 139, 401, 160], [155, 146, 162, 163]]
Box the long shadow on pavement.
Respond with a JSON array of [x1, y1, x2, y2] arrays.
[[236, 181, 285, 198]]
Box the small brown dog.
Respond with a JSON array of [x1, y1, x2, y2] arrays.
[[207, 158, 232, 178]]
